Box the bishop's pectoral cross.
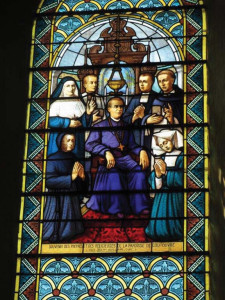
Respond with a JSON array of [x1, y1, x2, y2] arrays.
[[117, 143, 125, 151]]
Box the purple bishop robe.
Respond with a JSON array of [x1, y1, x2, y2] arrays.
[[85, 118, 151, 215]]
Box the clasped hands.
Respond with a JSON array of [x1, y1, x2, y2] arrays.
[[72, 162, 85, 181], [105, 150, 149, 170], [154, 158, 167, 178], [132, 105, 145, 123]]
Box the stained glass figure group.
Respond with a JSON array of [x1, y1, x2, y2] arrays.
[[15, 1, 209, 300]]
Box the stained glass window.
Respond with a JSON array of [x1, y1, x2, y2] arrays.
[[15, 1, 209, 300]]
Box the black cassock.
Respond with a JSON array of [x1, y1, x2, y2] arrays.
[[43, 150, 88, 242]]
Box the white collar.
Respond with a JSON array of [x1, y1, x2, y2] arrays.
[[140, 94, 149, 103], [111, 117, 121, 122]]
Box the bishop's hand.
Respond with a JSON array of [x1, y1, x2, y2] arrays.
[[139, 150, 149, 170], [105, 151, 115, 169]]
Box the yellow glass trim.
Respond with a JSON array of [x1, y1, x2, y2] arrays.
[[104, 0, 134, 10], [35, 258, 41, 300], [202, 36, 207, 60], [56, 29, 68, 39], [37, 0, 45, 13], [80, 294, 106, 300], [168, 0, 175, 5], [93, 275, 107, 289], [14, 275, 20, 292], [42, 276, 56, 288], [28, 71, 33, 99], [16, 258, 21, 274], [95, 276, 126, 289], [205, 219, 209, 252], [76, 258, 91, 271], [206, 292, 210, 300], [49, 18, 55, 67], [206, 272, 210, 292], [166, 274, 181, 288], [170, 0, 184, 6], [202, 8, 207, 35], [111, 257, 126, 271], [121, 294, 142, 300], [19, 197, 25, 221], [131, 257, 146, 271], [61, 258, 75, 271], [152, 293, 179, 300], [205, 192, 209, 217], [136, 11, 149, 19], [42, 258, 56, 271], [43, 294, 54, 300], [203, 63, 208, 92], [168, 257, 183, 271], [136, 0, 165, 7], [148, 257, 162, 270], [183, 255, 187, 300], [183, 10, 187, 58], [58, 275, 91, 289], [129, 275, 146, 289], [72, 0, 102, 11], [16, 223, 23, 255], [89, 14, 101, 21], [55, 14, 85, 27], [205, 256, 210, 272], [167, 293, 180, 300], [203, 94, 208, 123], [14, 293, 19, 300], [55, 0, 67, 13], [29, 21, 36, 69], [152, 10, 182, 21], [61, 3, 70, 12], [96, 257, 111, 270], [149, 275, 164, 288], [204, 157, 209, 189], [169, 22, 182, 32]]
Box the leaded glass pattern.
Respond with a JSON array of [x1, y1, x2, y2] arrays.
[[15, 1, 209, 299]]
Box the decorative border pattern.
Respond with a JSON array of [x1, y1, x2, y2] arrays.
[[15, 1, 208, 300]]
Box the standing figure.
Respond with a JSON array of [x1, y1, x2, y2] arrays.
[[82, 74, 106, 125], [123, 73, 161, 145], [85, 97, 150, 218], [43, 133, 88, 242], [48, 76, 94, 161], [140, 68, 183, 153], [156, 69, 183, 124], [145, 129, 184, 241]]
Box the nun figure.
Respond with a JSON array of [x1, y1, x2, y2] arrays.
[[43, 133, 88, 242], [145, 129, 184, 241], [48, 76, 94, 161]]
